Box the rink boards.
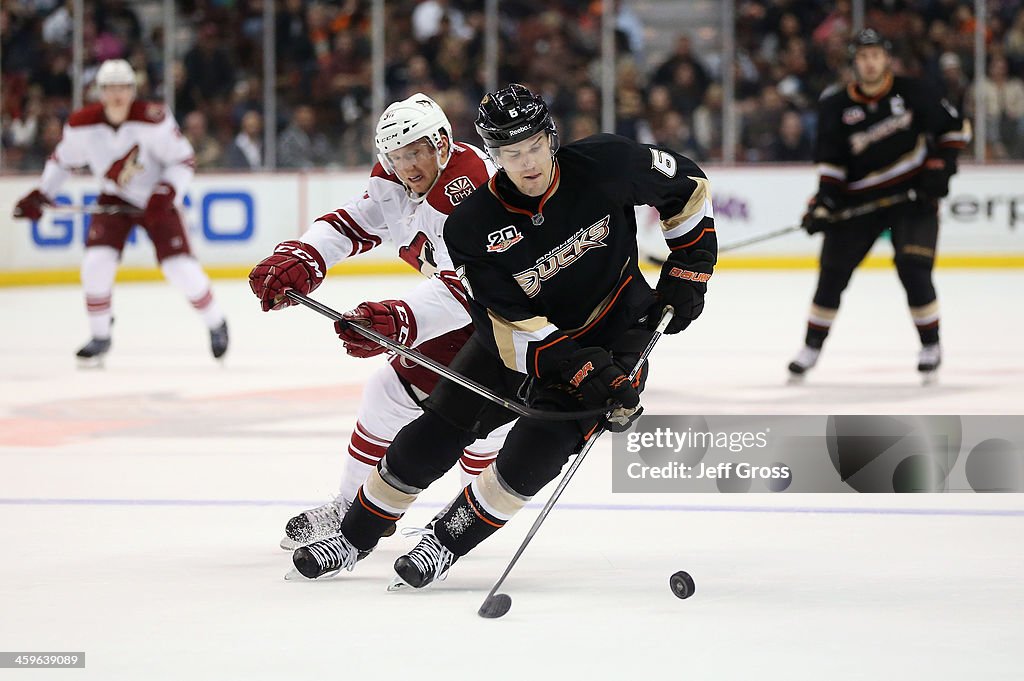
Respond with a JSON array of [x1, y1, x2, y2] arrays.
[[1, 164, 1022, 284]]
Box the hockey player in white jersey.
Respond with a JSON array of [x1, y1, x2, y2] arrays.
[[13, 59, 228, 363], [248, 94, 511, 551]]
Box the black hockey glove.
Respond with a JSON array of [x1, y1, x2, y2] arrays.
[[801, 193, 840, 235], [560, 347, 640, 412], [798, 192, 839, 235], [649, 249, 714, 334], [918, 156, 952, 199]]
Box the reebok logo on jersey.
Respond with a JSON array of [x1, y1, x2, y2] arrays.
[[513, 215, 611, 298], [444, 176, 475, 205], [668, 267, 711, 283], [570, 361, 594, 388], [486, 225, 524, 253], [104, 144, 143, 187]]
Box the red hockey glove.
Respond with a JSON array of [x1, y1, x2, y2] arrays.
[[143, 182, 176, 226], [248, 240, 327, 311], [13, 189, 53, 221], [335, 300, 417, 358], [649, 249, 714, 334], [560, 347, 640, 411]]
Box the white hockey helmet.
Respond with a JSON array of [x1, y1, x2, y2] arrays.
[[374, 93, 453, 175], [96, 59, 137, 90]]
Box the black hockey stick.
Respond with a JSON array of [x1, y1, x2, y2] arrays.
[[645, 189, 918, 267], [477, 305, 674, 619], [284, 290, 615, 422]]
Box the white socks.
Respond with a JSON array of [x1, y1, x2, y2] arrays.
[[81, 246, 119, 339], [159, 254, 224, 329]]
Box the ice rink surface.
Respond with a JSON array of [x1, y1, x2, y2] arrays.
[[2, 269, 1022, 680]]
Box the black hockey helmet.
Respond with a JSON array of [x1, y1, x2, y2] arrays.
[[849, 28, 892, 57], [475, 83, 559, 154]]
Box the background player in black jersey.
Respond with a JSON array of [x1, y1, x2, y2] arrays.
[[288, 84, 717, 587], [788, 29, 971, 383]]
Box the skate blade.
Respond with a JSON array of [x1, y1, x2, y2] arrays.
[[284, 567, 340, 581], [386, 576, 412, 592], [921, 371, 939, 386], [76, 357, 107, 370], [284, 568, 308, 581], [786, 372, 807, 385], [279, 537, 300, 551]]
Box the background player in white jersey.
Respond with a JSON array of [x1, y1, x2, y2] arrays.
[[12, 59, 228, 364], [248, 94, 512, 550]]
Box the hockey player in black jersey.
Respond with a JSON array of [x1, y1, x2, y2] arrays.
[[289, 83, 717, 587], [788, 29, 971, 383]]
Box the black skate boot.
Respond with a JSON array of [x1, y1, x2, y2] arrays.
[[917, 343, 941, 384], [76, 337, 111, 367], [210, 321, 229, 359], [289, 533, 372, 580], [787, 345, 821, 383], [390, 527, 458, 590]]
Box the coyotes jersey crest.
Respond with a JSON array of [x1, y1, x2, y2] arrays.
[[399, 232, 439, 277], [104, 144, 144, 187]]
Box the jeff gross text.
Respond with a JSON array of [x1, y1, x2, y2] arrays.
[[623, 427, 792, 481]]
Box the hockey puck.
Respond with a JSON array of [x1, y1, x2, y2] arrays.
[[669, 570, 695, 599]]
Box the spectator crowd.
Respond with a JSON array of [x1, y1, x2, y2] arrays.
[[3, 0, 1024, 172]]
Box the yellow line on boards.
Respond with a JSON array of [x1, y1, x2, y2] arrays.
[[1, 255, 1022, 287]]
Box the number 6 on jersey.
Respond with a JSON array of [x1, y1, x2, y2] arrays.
[[650, 148, 677, 178]]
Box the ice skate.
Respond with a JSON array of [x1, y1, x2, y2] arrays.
[[76, 337, 111, 368], [787, 345, 820, 383], [389, 527, 458, 591], [210, 321, 229, 360], [918, 343, 941, 385], [280, 498, 395, 551], [287, 533, 371, 580], [280, 499, 348, 550]]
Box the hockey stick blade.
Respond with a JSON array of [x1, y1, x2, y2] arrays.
[[478, 593, 512, 619], [284, 290, 613, 422], [645, 190, 919, 267], [475, 306, 674, 619]]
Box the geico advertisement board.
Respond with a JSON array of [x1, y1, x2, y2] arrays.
[[0, 172, 403, 273], [2, 166, 1021, 275]]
